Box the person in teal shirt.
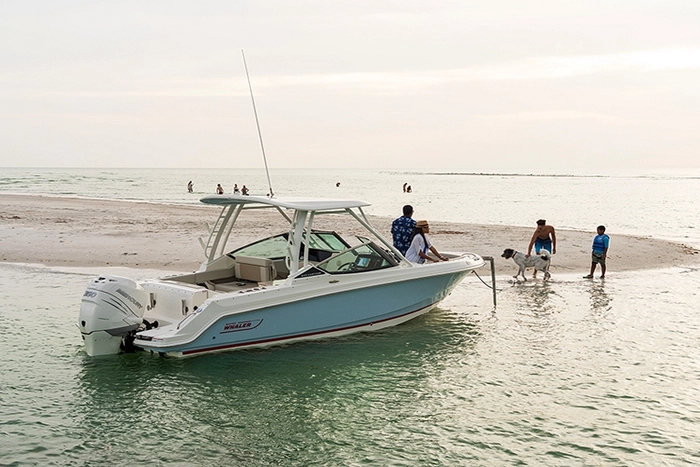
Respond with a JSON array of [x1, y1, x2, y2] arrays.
[[584, 225, 610, 279]]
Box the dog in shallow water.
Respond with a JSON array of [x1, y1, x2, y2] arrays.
[[501, 248, 551, 281]]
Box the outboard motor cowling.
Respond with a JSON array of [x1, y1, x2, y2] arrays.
[[78, 275, 149, 356]]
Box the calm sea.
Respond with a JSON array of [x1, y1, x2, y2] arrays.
[[1, 168, 700, 466]]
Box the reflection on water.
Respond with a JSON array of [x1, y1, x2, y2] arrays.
[[587, 281, 612, 311], [510, 280, 558, 315], [2, 264, 700, 465]]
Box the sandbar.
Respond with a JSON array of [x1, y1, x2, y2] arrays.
[[1, 194, 699, 275]]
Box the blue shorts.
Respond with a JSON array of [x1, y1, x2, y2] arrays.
[[535, 238, 552, 253]]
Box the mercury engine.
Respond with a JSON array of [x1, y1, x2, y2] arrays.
[[78, 275, 150, 356]]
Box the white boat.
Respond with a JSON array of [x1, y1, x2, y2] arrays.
[[78, 194, 485, 357]]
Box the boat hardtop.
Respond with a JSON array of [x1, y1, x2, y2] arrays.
[[200, 194, 371, 211]]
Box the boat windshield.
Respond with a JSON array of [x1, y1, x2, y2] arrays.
[[229, 234, 289, 259], [229, 231, 350, 260], [308, 232, 348, 251], [317, 243, 398, 274]]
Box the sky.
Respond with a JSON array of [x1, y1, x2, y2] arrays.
[[1, 1, 699, 171]]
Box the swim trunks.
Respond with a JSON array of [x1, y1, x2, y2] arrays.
[[591, 252, 606, 265], [535, 237, 552, 253]]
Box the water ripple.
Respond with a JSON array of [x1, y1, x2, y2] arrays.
[[2, 264, 700, 465]]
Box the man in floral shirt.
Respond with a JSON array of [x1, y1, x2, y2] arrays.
[[391, 205, 416, 256]]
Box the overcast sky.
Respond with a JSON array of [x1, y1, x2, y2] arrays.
[[1, 1, 699, 171]]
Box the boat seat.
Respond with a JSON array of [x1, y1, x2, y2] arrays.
[[272, 258, 289, 279], [233, 255, 276, 283]]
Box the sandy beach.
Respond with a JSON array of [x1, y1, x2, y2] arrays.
[[1, 193, 699, 275]]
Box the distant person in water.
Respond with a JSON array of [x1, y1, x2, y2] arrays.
[[403, 182, 407, 193], [187, 181, 193, 193], [241, 185, 249, 195], [406, 185, 412, 193], [216, 184, 224, 195], [527, 219, 556, 278], [584, 225, 610, 279], [336, 182, 340, 187], [233, 184, 240, 194]]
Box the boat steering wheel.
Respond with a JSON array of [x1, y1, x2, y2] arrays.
[[336, 261, 356, 272]]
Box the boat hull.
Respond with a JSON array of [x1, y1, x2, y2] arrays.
[[135, 268, 472, 356]]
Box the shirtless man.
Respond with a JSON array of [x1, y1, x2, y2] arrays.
[[527, 219, 556, 278]]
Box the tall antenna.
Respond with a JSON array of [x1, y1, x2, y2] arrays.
[[241, 49, 274, 197]]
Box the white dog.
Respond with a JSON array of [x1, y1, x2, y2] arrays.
[[501, 248, 551, 281]]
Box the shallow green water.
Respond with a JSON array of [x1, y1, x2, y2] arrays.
[[2, 263, 699, 466]]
